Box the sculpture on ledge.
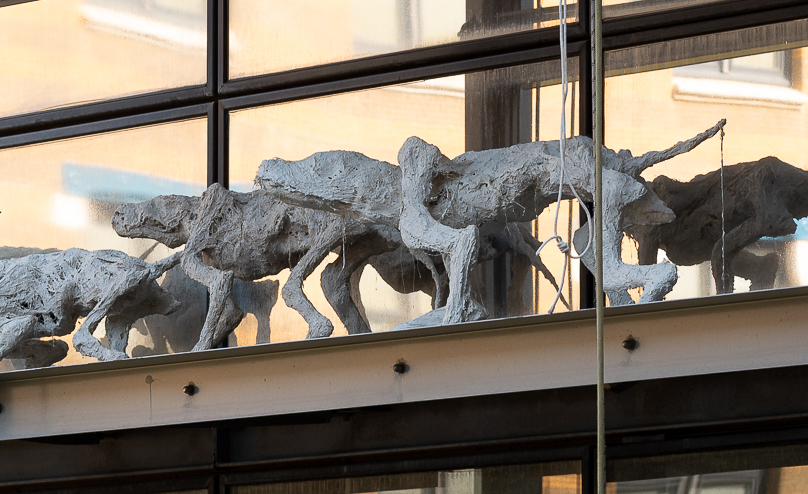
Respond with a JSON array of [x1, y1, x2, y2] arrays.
[[257, 120, 726, 324], [113, 184, 446, 347], [0, 248, 180, 365]]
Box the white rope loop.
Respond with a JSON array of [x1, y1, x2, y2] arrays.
[[535, 0, 594, 313]]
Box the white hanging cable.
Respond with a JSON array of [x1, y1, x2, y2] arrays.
[[535, 0, 594, 313], [719, 122, 726, 292]]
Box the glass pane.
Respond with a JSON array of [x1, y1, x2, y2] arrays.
[[232, 460, 580, 493], [0, 0, 207, 119], [603, 0, 730, 19], [229, 0, 579, 79], [0, 119, 207, 370], [229, 59, 581, 345], [609, 443, 808, 494], [605, 19, 808, 303]]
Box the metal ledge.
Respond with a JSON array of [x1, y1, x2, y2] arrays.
[[1, 286, 808, 441]]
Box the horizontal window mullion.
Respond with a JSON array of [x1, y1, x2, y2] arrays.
[[221, 41, 585, 112], [603, 0, 808, 50], [0, 86, 212, 140], [220, 25, 587, 98], [0, 102, 211, 150]]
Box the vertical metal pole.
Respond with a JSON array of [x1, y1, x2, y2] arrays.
[[592, 0, 606, 493]]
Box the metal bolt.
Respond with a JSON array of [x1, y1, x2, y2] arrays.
[[622, 337, 637, 351], [393, 361, 409, 374], [183, 382, 197, 396]]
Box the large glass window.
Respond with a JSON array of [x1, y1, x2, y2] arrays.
[[230, 460, 581, 493], [0, 0, 802, 370], [0, 0, 207, 119], [605, 19, 808, 302], [0, 118, 207, 369], [228, 0, 579, 79]]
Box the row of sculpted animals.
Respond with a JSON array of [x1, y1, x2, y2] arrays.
[[12, 118, 801, 369]]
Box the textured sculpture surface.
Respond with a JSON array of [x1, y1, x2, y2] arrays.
[[258, 120, 725, 321], [113, 184, 440, 345], [0, 248, 180, 365], [630, 156, 808, 293]]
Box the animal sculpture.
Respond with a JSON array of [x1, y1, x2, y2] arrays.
[[114, 185, 373, 347], [0, 248, 180, 365], [629, 156, 808, 293], [257, 121, 726, 323], [114, 185, 563, 345]]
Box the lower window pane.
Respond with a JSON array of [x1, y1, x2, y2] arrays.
[[0, 118, 207, 369], [231, 461, 581, 494], [610, 444, 808, 494]]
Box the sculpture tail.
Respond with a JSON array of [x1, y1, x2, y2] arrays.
[[621, 119, 726, 177]]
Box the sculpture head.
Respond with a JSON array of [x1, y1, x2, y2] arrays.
[[112, 195, 201, 249]]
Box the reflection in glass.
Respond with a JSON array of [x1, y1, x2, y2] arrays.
[[0, 0, 206, 119], [608, 443, 808, 494], [605, 19, 808, 302], [602, 0, 729, 19], [232, 461, 580, 493], [0, 119, 207, 369], [228, 0, 578, 79], [229, 60, 580, 345]]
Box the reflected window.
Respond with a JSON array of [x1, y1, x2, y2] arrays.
[[675, 51, 791, 86]]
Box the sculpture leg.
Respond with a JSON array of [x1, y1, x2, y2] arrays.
[[103, 317, 131, 355], [5, 338, 69, 368], [634, 262, 678, 303], [73, 296, 130, 361], [407, 248, 443, 310], [733, 250, 778, 291], [573, 222, 634, 306], [401, 220, 482, 325], [711, 217, 772, 294], [398, 136, 485, 324], [573, 218, 676, 305], [232, 278, 279, 344], [105, 284, 181, 355], [505, 223, 570, 311], [0, 315, 39, 360], [321, 235, 386, 335], [181, 253, 242, 351], [284, 227, 342, 339], [212, 296, 245, 346]]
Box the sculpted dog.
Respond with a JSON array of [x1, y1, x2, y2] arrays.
[[258, 121, 725, 321], [113, 184, 416, 348], [0, 248, 180, 366]]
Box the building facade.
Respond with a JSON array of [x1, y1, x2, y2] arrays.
[[1, 0, 808, 492]]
